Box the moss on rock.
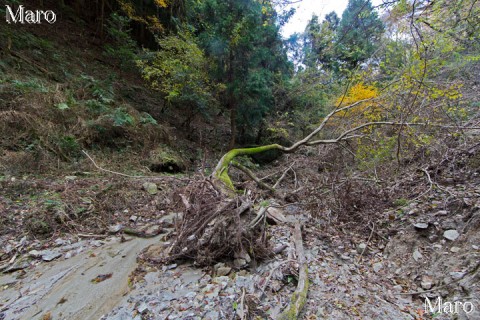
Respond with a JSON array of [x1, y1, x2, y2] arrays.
[[146, 145, 188, 173]]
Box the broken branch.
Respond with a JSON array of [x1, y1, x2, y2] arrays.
[[278, 222, 308, 320]]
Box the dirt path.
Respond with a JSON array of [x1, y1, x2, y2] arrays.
[[1, 236, 161, 320]]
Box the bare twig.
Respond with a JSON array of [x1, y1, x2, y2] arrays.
[[356, 222, 375, 264], [259, 259, 296, 298], [238, 288, 246, 320], [82, 150, 147, 178], [249, 206, 268, 229], [273, 162, 296, 189], [82, 150, 189, 182], [77, 233, 108, 239], [232, 161, 275, 192]]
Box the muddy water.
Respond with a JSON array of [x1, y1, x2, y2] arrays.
[[1, 236, 161, 320]]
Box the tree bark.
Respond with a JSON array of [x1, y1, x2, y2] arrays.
[[227, 47, 236, 150], [229, 105, 237, 150], [278, 222, 308, 320]]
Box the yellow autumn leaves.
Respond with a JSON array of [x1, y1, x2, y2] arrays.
[[329, 82, 382, 129]]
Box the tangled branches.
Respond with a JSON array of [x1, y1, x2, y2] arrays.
[[165, 180, 272, 266]]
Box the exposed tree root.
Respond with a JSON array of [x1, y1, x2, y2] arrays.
[[164, 180, 272, 266]]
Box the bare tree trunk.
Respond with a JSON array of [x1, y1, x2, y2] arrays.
[[229, 105, 237, 150], [227, 48, 236, 150], [100, 0, 105, 38]]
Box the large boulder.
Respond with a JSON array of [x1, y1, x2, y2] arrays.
[[145, 145, 188, 173]]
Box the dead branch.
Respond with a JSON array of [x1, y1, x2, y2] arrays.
[[356, 222, 375, 264], [306, 121, 480, 146], [273, 162, 296, 189], [249, 206, 268, 229], [82, 150, 188, 182], [82, 150, 147, 178], [278, 222, 308, 320], [232, 161, 275, 192], [212, 94, 480, 192], [164, 180, 271, 265], [259, 259, 295, 298]]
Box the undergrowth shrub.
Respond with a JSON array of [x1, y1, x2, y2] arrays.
[[104, 13, 138, 70], [0, 73, 168, 173]]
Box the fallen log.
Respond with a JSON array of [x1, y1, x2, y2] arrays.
[[278, 222, 309, 320]]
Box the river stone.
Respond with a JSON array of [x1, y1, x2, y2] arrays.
[[373, 262, 383, 273], [393, 285, 403, 292], [266, 207, 287, 224], [204, 310, 219, 320], [450, 271, 466, 279], [137, 302, 149, 314], [357, 243, 368, 254], [41, 250, 62, 262], [108, 224, 123, 234], [443, 229, 459, 241], [413, 249, 423, 261], [216, 267, 232, 277], [143, 182, 158, 195], [55, 238, 67, 246], [234, 258, 247, 268], [29, 250, 42, 258], [413, 222, 429, 230], [421, 275, 433, 290]]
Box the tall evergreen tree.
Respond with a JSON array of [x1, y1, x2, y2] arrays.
[[325, 11, 340, 31], [336, 0, 384, 69], [303, 14, 338, 71], [189, 0, 291, 146]]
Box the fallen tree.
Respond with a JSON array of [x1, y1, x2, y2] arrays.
[[278, 222, 309, 320], [211, 97, 480, 192], [159, 95, 480, 318], [165, 96, 480, 263]]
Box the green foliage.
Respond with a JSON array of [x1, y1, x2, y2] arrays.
[[139, 112, 158, 125], [10, 79, 48, 93], [273, 69, 331, 137], [8, 30, 54, 51], [57, 135, 80, 157], [55, 102, 70, 110], [79, 74, 114, 103], [356, 136, 397, 171], [104, 13, 138, 70], [303, 14, 338, 70], [111, 107, 135, 126], [337, 0, 384, 69], [300, 0, 383, 73], [393, 198, 408, 207], [189, 0, 291, 143], [78, 75, 115, 113], [85, 99, 110, 113], [138, 31, 216, 118]]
